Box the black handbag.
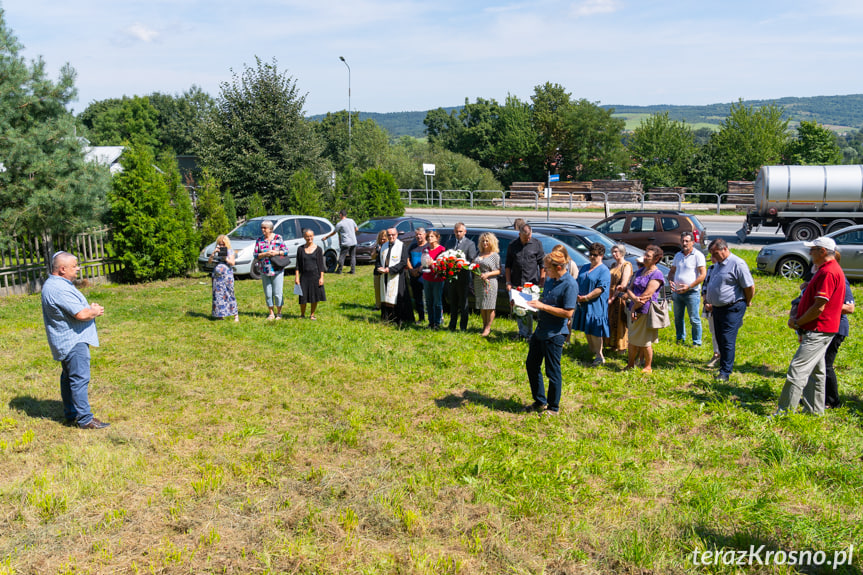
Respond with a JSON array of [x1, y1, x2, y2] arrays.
[[270, 254, 291, 271]]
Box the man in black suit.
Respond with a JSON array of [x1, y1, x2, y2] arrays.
[[446, 222, 477, 331]]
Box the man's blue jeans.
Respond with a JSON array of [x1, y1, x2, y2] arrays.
[[526, 334, 566, 411], [60, 342, 94, 426], [713, 300, 747, 377], [672, 290, 702, 345]]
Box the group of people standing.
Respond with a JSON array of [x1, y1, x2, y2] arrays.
[[371, 223, 502, 335], [39, 211, 856, 433]]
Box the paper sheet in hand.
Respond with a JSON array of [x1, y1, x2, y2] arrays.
[[293, 284, 303, 296], [510, 289, 537, 312]]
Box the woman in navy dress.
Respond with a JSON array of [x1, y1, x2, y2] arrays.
[[572, 243, 611, 366]]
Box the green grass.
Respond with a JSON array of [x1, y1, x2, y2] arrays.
[[1, 259, 862, 573]]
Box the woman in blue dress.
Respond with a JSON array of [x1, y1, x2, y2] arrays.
[[572, 243, 611, 366], [209, 235, 239, 322]]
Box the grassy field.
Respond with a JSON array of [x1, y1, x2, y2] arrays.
[[1, 255, 862, 574]]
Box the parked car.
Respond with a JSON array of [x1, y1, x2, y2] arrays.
[[355, 216, 434, 263], [592, 210, 707, 265], [198, 215, 340, 279], [528, 223, 646, 270], [756, 224, 863, 280]]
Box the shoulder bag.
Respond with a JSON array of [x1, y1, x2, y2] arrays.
[[646, 297, 671, 329], [270, 254, 291, 272]]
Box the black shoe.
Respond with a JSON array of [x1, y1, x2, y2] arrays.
[[524, 401, 547, 413], [79, 418, 110, 430], [714, 373, 730, 382]]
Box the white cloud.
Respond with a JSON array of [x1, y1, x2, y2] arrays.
[[126, 23, 159, 43], [570, 0, 621, 17]]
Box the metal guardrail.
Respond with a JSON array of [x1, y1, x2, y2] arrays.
[[400, 188, 753, 213]]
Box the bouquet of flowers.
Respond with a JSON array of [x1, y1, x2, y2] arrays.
[[431, 249, 469, 281], [513, 283, 542, 317]]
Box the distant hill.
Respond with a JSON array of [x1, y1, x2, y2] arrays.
[[308, 95, 863, 138]]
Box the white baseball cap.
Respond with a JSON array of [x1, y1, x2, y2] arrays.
[[803, 237, 836, 251]]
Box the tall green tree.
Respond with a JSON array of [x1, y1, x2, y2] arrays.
[[107, 141, 192, 282], [246, 193, 266, 218], [492, 95, 542, 186], [0, 10, 110, 239], [148, 86, 216, 154], [628, 112, 696, 189], [158, 151, 199, 270], [196, 170, 229, 248], [222, 190, 237, 227], [559, 99, 628, 181], [531, 83, 573, 173], [786, 121, 842, 165], [335, 167, 403, 222], [710, 100, 789, 182], [287, 169, 324, 217], [314, 111, 390, 173], [196, 57, 327, 216], [79, 96, 160, 149]]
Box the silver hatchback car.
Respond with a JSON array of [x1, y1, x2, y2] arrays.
[[756, 225, 863, 280], [198, 215, 340, 279]]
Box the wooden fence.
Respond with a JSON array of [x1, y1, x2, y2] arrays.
[[0, 228, 123, 297]]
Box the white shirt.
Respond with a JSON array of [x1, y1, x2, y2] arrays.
[[672, 249, 706, 286]]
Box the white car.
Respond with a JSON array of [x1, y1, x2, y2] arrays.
[[198, 215, 340, 279]]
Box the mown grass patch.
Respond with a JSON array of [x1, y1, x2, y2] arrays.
[[1, 256, 862, 573]]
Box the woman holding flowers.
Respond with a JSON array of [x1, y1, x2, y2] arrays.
[[422, 230, 446, 329], [473, 232, 501, 337]]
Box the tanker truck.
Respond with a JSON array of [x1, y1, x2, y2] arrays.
[[741, 164, 863, 242]]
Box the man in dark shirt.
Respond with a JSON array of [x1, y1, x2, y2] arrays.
[[506, 223, 545, 340], [445, 222, 478, 331]]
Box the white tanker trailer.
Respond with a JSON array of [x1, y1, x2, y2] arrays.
[[742, 164, 863, 241]]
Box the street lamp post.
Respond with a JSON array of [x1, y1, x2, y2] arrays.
[[338, 56, 351, 156]]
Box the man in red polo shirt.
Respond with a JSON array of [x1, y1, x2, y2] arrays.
[[775, 236, 846, 415]]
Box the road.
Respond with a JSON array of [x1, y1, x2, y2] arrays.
[[404, 208, 786, 250]]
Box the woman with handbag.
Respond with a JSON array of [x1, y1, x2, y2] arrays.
[[624, 245, 666, 373], [253, 220, 288, 320]]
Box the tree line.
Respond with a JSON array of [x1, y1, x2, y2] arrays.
[[0, 8, 857, 284], [422, 83, 847, 196]]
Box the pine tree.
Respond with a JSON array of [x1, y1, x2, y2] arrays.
[[287, 169, 323, 217], [108, 141, 191, 282], [158, 151, 199, 271], [0, 10, 110, 240], [222, 190, 237, 228]]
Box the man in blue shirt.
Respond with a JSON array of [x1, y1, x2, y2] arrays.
[[41, 252, 109, 429], [524, 250, 578, 415], [703, 239, 755, 381]]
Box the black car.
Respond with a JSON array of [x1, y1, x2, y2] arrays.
[[435, 227, 590, 315], [528, 224, 646, 271], [356, 216, 434, 263]]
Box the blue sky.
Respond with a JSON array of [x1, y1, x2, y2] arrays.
[[4, 0, 863, 116]]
